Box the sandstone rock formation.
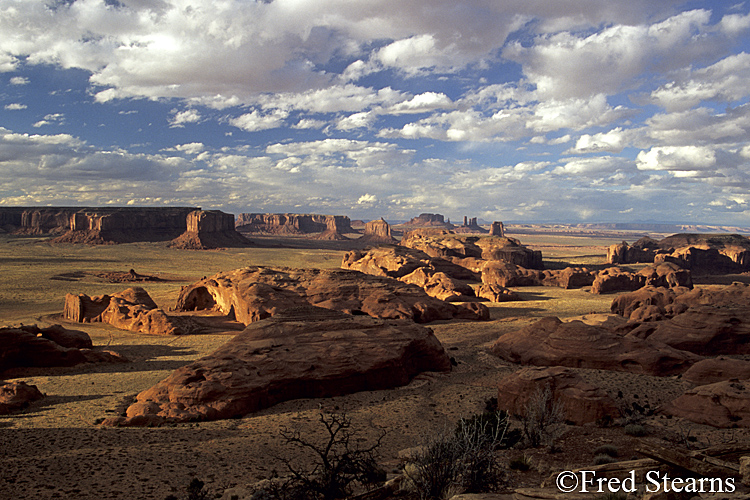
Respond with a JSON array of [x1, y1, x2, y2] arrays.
[[683, 357, 750, 385], [475, 283, 521, 302], [608, 234, 750, 273], [610, 286, 684, 321], [0, 325, 127, 372], [591, 263, 692, 294], [169, 210, 250, 249], [51, 207, 198, 244], [497, 367, 620, 425], [453, 216, 488, 234], [540, 267, 596, 289], [0, 381, 44, 415], [405, 213, 453, 228], [64, 287, 193, 335], [490, 316, 699, 376], [401, 230, 543, 269], [356, 218, 397, 244], [174, 266, 489, 324], [235, 213, 352, 235], [663, 379, 750, 427], [103, 307, 452, 425], [490, 221, 505, 237], [481, 262, 542, 287]]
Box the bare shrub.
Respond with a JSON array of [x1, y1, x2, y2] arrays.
[[520, 384, 565, 449], [404, 410, 513, 499], [259, 412, 386, 500]]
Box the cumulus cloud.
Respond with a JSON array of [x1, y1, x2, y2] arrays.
[[32, 113, 64, 128], [4, 103, 27, 110], [636, 145, 717, 177], [169, 109, 201, 128], [229, 109, 289, 132], [9, 76, 28, 85]]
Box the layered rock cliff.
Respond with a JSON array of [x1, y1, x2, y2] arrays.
[[169, 210, 250, 249], [235, 213, 353, 235]]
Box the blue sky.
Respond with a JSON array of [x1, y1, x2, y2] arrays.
[[2, 0, 750, 224]]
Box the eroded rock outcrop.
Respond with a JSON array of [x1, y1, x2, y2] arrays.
[[64, 287, 192, 335], [608, 234, 750, 273], [0, 381, 44, 415], [175, 266, 489, 324], [405, 213, 453, 228], [235, 213, 352, 235], [103, 307, 452, 425], [0, 325, 127, 372], [169, 210, 250, 249], [356, 218, 397, 244], [663, 379, 750, 428], [51, 207, 198, 244], [490, 317, 699, 376], [591, 263, 692, 294], [683, 357, 750, 385], [497, 367, 620, 425], [401, 230, 543, 270]]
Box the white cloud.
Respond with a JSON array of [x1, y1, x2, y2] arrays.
[[358, 193, 377, 204], [169, 109, 201, 128], [571, 128, 630, 154], [229, 109, 289, 132], [4, 103, 27, 110], [32, 113, 64, 128], [9, 76, 28, 85], [636, 146, 717, 176], [171, 142, 205, 155]]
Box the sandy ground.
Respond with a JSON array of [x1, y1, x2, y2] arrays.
[[1, 234, 749, 499]]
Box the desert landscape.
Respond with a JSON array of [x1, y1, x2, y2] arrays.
[[1, 208, 750, 500]]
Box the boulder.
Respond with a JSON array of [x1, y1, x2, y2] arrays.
[[342, 245, 433, 279], [103, 307, 452, 425], [402, 270, 476, 302], [683, 357, 750, 385], [610, 286, 683, 320], [475, 284, 522, 302], [540, 267, 596, 289], [0, 325, 127, 372], [481, 262, 541, 287], [497, 367, 620, 425], [0, 381, 44, 415], [637, 262, 693, 289], [174, 266, 489, 324], [625, 283, 750, 356], [490, 317, 699, 376], [591, 267, 645, 294], [169, 210, 250, 249], [663, 379, 750, 427], [64, 287, 191, 335]]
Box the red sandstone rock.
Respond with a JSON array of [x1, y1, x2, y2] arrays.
[[625, 283, 750, 356], [0, 325, 127, 372], [497, 367, 620, 425], [490, 221, 505, 237], [405, 213, 452, 227], [540, 267, 596, 289], [490, 316, 699, 376], [22, 324, 92, 349], [0, 381, 44, 415], [475, 284, 522, 302], [481, 262, 541, 287], [591, 267, 645, 294], [356, 218, 397, 244], [103, 307, 452, 425], [663, 379, 750, 427], [683, 357, 750, 385], [64, 287, 191, 335], [610, 286, 683, 320], [401, 270, 476, 302], [169, 210, 250, 249], [174, 266, 488, 324], [235, 213, 352, 235]]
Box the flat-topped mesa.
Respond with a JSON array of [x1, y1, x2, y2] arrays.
[[0, 207, 93, 235], [235, 213, 352, 235], [607, 233, 750, 273], [37, 207, 198, 244], [169, 210, 250, 249], [405, 213, 454, 228]]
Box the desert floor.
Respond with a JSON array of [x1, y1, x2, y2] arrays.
[[1, 232, 749, 500]]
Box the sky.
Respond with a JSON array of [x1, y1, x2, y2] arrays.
[[2, 0, 750, 224]]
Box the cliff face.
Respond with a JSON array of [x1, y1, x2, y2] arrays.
[[357, 218, 397, 244], [235, 213, 352, 235], [169, 210, 250, 249]]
